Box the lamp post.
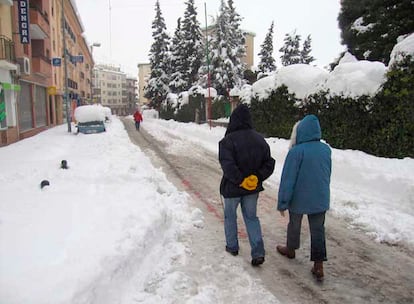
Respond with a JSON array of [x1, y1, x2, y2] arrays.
[[61, 0, 71, 132], [90, 42, 100, 104]]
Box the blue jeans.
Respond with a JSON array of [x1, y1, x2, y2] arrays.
[[224, 193, 265, 258], [286, 211, 327, 261], [135, 121, 140, 130]]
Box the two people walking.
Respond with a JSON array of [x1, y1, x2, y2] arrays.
[[218, 104, 331, 281]]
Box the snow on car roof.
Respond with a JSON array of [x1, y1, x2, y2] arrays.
[[74, 105, 106, 123]]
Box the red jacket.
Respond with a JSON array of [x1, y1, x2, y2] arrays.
[[133, 111, 143, 122]]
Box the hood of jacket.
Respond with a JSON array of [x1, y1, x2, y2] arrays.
[[225, 104, 253, 136], [296, 114, 321, 144]]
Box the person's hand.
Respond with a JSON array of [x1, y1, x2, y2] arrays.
[[279, 210, 286, 217], [240, 175, 258, 191]]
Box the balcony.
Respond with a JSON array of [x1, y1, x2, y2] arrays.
[[0, 35, 17, 71], [32, 55, 51, 77], [29, 5, 50, 39]]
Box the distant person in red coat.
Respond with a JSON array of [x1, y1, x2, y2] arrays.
[[133, 110, 143, 131]]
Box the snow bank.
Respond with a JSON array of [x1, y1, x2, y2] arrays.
[[389, 32, 414, 67], [74, 105, 106, 123], [275, 64, 329, 99], [325, 60, 387, 98], [251, 58, 387, 101]]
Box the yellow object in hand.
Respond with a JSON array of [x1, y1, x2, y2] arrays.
[[240, 175, 258, 191]]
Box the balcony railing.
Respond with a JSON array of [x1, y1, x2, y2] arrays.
[[0, 35, 15, 62], [32, 55, 51, 76]]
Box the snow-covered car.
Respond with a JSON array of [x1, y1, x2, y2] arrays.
[[74, 105, 106, 134]]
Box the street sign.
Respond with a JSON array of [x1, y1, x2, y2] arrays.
[[52, 58, 62, 66]]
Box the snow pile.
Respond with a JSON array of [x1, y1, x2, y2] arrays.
[[325, 60, 387, 98], [274, 64, 329, 99], [74, 105, 106, 123], [389, 32, 414, 67], [250, 58, 387, 101], [0, 119, 194, 303]]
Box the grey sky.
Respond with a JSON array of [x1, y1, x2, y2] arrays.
[[75, 0, 345, 77]]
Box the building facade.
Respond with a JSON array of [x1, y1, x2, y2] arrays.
[[93, 64, 129, 116], [0, 0, 19, 145], [137, 62, 150, 106], [126, 76, 137, 114], [0, 0, 94, 146]]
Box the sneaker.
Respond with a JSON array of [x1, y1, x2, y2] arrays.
[[226, 246, 238, 256], [251, 256, 265, 266], [276, 245, 295, 259]]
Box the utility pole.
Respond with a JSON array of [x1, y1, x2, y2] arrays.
[[61, 0, 71, 132], [90, 43, 101, 104], [204, 2, 212, 129]]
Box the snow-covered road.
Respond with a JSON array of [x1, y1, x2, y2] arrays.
[[126, 117, 414, 304]]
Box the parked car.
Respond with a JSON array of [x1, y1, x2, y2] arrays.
[[74, 105, 106, 134]]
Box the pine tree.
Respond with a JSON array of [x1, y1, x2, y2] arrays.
[[257, 21, 276, 76], [279, 30, 302, 66], [227, 0, 246, 87], [180, 0, 204, 90], [144, 0, 171, 109], [208, 0, 245, 96], [169, 18, 187, 93], [301, 34, 315, 64], [338, 0, 414, 64]]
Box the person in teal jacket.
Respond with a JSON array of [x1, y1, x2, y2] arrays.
[[276, 114, 331, 282]]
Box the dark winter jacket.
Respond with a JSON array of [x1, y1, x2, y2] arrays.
[[219, 104, 275, 198], [277, 115, 332, 214]]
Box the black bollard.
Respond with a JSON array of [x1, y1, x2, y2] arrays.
[[40, 180, 50, 189], [61, 160, 68, 169]]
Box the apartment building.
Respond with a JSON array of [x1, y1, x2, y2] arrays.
[[137, 62, 150, 106], [0, 0, 19, 145], [50, 0, 93, 122], [93, 64, 129, 116], [126, 76, 137, 114], [0, 0, 93, 146]]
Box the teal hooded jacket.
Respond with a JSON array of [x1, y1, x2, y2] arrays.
[[277, 115, 332, 214]]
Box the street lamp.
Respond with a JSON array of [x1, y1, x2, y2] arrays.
[[90, 42, 101, 103], [61, 0, 71, 132]]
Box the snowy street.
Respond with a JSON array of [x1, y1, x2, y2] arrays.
[[123, 116, 414, 304], [0, 115, 413, 303]]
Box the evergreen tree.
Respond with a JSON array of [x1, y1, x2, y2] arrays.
[[338, 0, 414, 64], [145, 0, 171, 109], [208, 0, 245, 96], [279, 30, 301, 66], [169, 18, 187, 93], [257, 21, 276, 76], [301, 34, 315, 64], [227, 0, 246, 87], [180, 0, 204, 90]]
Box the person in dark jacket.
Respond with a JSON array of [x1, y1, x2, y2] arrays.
[[276, 114, 332, 282], [219, 104, 275, 266]]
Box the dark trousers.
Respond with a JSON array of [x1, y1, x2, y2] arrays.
[[287, 211, 327, 261], [135, 121, 140, 130]]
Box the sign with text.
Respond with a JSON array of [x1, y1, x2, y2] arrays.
[[18, 0, 30, 44]]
